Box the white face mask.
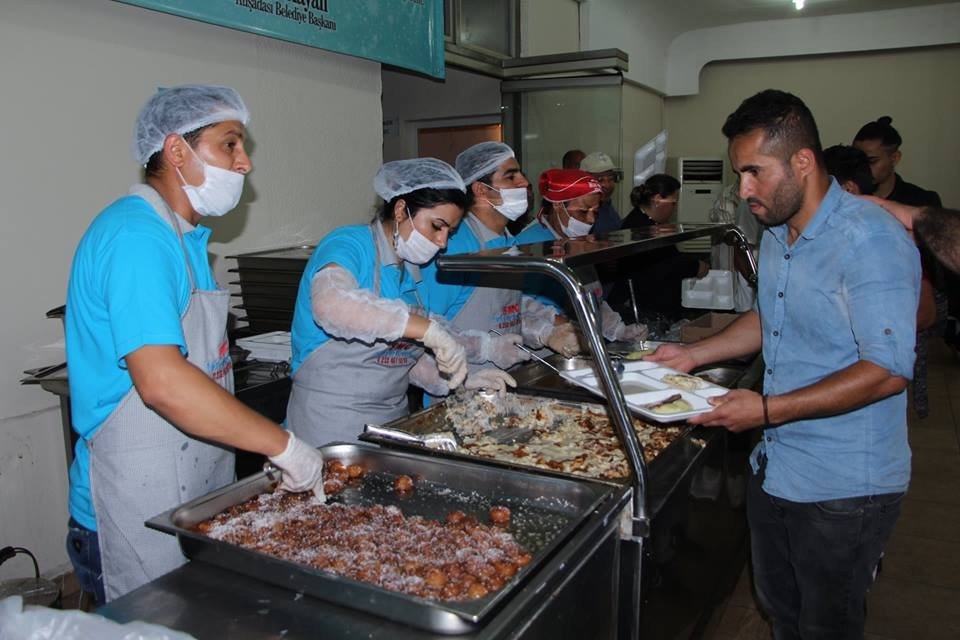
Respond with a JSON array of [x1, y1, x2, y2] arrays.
[[394, 211, 441, 265], [483, 184, 528, 221], [559, 203, 593, 237], [177, 142, 245, 217]]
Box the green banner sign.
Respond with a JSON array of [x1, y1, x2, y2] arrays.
[[116, 0, 445, 78]]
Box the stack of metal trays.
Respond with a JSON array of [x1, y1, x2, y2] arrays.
[[226, 245, 314, 333], [146, 443, 622, 635]]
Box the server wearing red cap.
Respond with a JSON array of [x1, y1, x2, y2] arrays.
[[516, 169, 648, 343]]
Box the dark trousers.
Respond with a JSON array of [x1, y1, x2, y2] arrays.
[[66, 517, 106, 606], [747, 470, 903, 639]]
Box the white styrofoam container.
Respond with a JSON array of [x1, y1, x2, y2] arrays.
[[236, 331, 292, 362], [681, 269, 734, 310]]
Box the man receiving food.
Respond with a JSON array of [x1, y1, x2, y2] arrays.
[[648, 89, 919, 638]]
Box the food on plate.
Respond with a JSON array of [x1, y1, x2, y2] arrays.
[[661, 373, 705, 390], [624, 349, 655, 360], [648, 396, 694, 415], [194, 490, 530, 602]]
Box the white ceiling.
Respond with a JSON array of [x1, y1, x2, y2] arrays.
[[662, 0, 955, 31]]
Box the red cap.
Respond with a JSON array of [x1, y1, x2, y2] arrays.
[[539, 169, 603, 203]]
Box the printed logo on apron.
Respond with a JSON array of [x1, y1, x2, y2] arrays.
[[494, 303, 521, 331], [375, 339, 418, 367], [206, 338, 233, 381]]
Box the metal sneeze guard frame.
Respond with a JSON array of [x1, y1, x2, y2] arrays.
[[436, 222, 735, 640]]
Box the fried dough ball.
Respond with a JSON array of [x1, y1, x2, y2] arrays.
[[393, 474, 414, 493], [446, 510, 466, 525], [346, 464, 364, 479], [326, 459, 346, 474], [425, 569, 448, 589], [467, 582, 489, 599], [489, 505, 511, 526]]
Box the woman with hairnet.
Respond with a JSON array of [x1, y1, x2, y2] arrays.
[[287, 158, 515, 446], [419, 141, 582, 368], [64, 85, 325, 604], [516, 169, 648, 344]]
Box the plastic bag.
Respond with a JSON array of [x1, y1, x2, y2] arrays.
[[0, 595, 196, 640]]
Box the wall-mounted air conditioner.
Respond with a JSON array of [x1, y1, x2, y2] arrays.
[[677, 157, 724, 253]]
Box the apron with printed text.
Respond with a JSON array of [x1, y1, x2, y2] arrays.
[[89, 190, 234, 601], [287, 223, 425, 445]]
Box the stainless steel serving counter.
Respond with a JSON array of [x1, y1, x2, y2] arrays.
[[101, 458, 631, 640]]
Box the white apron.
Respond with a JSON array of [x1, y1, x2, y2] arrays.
[[287, 222, 425, 446], [88, 189, 235, 601]]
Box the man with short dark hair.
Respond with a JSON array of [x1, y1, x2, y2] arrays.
[[823, 144, 875, 195], [853, 116, 941, 207], [561, 148, 585, 169], [648, 89, 920, 639]]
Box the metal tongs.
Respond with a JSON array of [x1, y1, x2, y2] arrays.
[[363, 424, 461, 452], [491, 328, 624, 379]]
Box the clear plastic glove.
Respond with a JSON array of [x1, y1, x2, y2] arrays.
[[599, 301, 649, 342], [615, 322, 649, 343], [422, 320, 468, 388], [479, 332, 530, 369], [268, 432, 326, 501], [464, 368, 517, 396], [311, 266, 408, 344], [408, 353, 451, 398], [521, 295, 560, 349], [545, 323, 580, 358]]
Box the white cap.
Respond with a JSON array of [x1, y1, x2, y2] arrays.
[[133, 85, 249, 165], [580, 151, 618, 174], [373, 158, 466, 201], [455, 141, 516, 185]]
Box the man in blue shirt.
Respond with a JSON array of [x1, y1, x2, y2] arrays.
[[65, 85, 325, 604], [648, 90, 920, 638]]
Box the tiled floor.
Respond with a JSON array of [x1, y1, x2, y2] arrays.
[[704, 339, 960, 640]]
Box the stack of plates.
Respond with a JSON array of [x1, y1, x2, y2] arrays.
[[235, 331, 292, 363]]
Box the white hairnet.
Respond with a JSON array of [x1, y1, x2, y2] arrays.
[[455, 141, 515, 185], [373, 158, 465, 202], [133, 84, 250, 165]]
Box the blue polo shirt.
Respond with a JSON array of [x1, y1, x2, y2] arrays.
[[290, 224, 423, 374], [753, 179, 920, 502], [65, 186, 218, 530], [419, 213, 517, 322]]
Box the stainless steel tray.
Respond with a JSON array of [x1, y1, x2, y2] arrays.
[[361, 391, 695, 487], [146, 443, 615, 635]]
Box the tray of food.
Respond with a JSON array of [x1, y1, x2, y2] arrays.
[[560, 360, 727, 423], [361, 392, 693, 484], [146, 443, 616, 635]]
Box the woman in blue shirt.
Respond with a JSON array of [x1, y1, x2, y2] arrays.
[[288, 159, 514, 446]]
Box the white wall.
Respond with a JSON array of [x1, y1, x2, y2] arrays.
[[520, 0, 581, 56], [666, 3, 960, 95], [0, 0, 382, 580], [582, 1, 960, 95], [381, 67, 503, 162], [664, 46, 960, 206]]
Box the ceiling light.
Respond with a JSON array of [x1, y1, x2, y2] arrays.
[[794, 0, 805, 9]]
